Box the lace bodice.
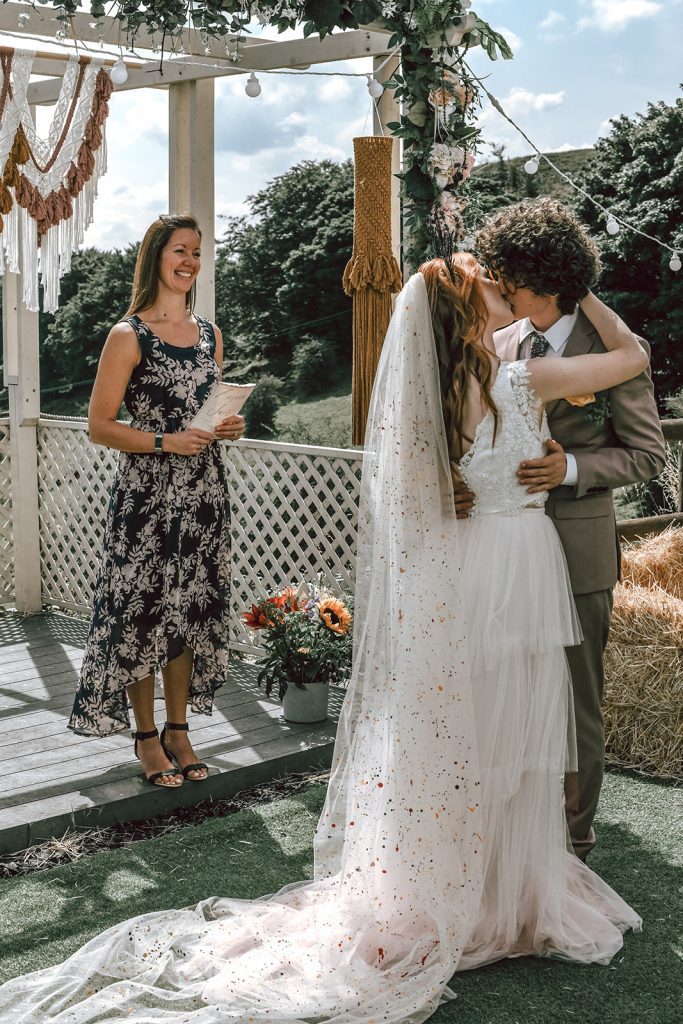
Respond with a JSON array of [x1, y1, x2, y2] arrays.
[[460, 360, 551, 516]]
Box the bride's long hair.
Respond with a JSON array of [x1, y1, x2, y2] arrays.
[[419, 252, 499, 454]]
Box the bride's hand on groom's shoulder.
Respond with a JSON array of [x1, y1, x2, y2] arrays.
[[451, 462, 476, 518]]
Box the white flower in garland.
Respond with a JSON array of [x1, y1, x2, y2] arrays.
[[381, 1, 400, 17], [428, 142, 466, 188]]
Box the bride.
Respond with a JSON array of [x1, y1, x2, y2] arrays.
[[0, 257, 643, 1024]]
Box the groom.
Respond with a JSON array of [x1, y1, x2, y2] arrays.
[[473, 198, 666, 861]]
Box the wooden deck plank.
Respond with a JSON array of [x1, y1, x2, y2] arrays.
[[0, 611, 342, 856]]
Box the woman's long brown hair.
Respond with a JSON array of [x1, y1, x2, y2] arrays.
[[126, 213, 201, 317], [419, 252, 499, 456]]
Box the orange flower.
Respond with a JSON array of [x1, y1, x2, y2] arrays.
[[242, 603, 272, 630], [319, 596, 352, 635], [242, 593, 287, 629], [282, 586, 301, 611]]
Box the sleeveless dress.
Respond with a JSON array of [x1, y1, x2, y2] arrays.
[[457, 361, 641, 968], [68, 315, 231, 737]]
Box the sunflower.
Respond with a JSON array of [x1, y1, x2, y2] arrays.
[[319, 596, 352, 635]]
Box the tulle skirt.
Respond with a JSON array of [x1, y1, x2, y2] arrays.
[[456, 508, 641, 969]]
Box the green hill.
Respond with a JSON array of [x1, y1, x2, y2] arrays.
[[473, 148, 596, 202]]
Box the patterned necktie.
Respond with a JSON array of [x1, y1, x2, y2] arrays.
[[528, 330, 550, 359]]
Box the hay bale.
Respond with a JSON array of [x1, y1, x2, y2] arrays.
[[604, 582, 683, 780], [621, 527, 683, 600]]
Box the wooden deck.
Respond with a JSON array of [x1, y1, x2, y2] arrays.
[[0, 611, 343, 857]]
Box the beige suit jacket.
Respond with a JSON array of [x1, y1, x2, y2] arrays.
[[494, 310, 666, 595]]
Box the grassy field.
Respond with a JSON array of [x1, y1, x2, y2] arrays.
[[0, 771, 680, 1022], [274, 391, 354, 448]]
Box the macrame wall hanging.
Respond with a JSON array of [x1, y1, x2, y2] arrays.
[[0, 46, 113, 312], [343, 136, 403, 445]]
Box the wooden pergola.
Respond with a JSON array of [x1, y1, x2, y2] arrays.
[[0, 1, 402, 615]]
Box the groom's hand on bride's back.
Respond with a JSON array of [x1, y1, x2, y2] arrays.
[[517, 439, 568, 493]]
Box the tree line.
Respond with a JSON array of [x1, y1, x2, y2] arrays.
[[1, 94, 680, 423]]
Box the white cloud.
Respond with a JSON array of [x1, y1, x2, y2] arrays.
[[578, 0, 662, 32], [319, 76, 353, 102], [503, 87, 566, 114], [496, 26, 522, 51], [553, 141, 594, 152], [539, 10, 566, 32]]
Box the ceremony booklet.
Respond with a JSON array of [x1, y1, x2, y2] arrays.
[[189, 381, 256, 433]]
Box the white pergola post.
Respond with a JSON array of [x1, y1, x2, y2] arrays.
[[168, 78, 216, 320], [373, 54, 402, 268], [2, 243, 42, 614]]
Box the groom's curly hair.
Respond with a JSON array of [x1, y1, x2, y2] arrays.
[[476, 198, 601, 315]]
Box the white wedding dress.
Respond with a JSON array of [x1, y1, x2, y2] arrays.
[[454, 358, 641, 968], [0, 276, 640, 1024]]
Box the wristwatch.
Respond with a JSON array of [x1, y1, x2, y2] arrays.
[[153, 431, 164, 454]]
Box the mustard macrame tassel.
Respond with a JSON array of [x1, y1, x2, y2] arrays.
[[343, 136, 402, 445]]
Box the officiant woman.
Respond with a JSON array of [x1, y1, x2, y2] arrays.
[[68, 213, 244, 787]]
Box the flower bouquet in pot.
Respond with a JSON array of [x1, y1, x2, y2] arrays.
[[243, 581, 353, 723]]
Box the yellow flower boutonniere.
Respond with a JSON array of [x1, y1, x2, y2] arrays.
[[565, 393, 596, 408], [564, 392, 611, 426]]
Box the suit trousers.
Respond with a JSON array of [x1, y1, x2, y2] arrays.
[[563, 588, 614, 861]]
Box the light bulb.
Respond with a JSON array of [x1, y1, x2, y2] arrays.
[[606, 216, 620, 236], [524, 157, 539, 175], [367, 76, 384, 100], [109, 59, 129, 85], [670, 252, 682, 272], [245, 72, 261, 98]]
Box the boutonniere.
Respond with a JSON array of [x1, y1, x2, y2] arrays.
[[564, 392, 611, 426]]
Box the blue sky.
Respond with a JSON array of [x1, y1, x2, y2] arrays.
[[37, 0, 681, 250]]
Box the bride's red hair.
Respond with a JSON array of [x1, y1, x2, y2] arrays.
[[419, 252, 499, 453]]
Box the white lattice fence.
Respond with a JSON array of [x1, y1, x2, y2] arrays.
[[37, 418, 119, 613], [35, 420, 363, 647], [0, 419, 14, 603]]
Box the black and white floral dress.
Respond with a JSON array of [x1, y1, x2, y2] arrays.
[[68, 315, 231, 737]]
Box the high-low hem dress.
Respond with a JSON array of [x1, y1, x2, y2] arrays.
[[68, 314, 231, 738]]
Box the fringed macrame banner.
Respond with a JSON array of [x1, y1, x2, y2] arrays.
[[0, 48, 113, 312], [343, 136, 402, 445]]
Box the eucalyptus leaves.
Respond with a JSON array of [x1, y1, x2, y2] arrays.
[[20, 1, 512, 263]]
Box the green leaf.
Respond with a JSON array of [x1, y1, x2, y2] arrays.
[[402, 164, 435, 201]]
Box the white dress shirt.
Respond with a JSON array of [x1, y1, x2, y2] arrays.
[[518, 309, 580, 487]]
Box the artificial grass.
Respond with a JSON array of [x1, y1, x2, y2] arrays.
[[0, 772, 680, 1022]]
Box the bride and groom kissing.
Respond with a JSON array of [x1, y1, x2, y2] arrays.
[[0, 199, 666, 1023]]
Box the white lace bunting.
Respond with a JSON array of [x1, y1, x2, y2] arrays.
[[0, 47, 112, 312]]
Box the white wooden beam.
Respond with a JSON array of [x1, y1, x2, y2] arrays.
[[373, 54, 402, 268], [169, 79, 215, 321], [2, 234, 42, 614], [26, 30, 393, 104]]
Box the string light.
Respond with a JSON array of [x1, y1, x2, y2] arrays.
[[367, 75, 384, 100], [605, 214, 620, 236], [109, 58, 129, 85], [523, 157, 539, 175], [245, 71, 261, 97], [670, 253, 681, 272]]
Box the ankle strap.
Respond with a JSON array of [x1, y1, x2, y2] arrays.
[[164, 721, 189, 731], [132, 728, 159, 740]]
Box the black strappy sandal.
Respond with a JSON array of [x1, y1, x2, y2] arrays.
[[160, 721, 209, 782], [133, 728, 182, 787]]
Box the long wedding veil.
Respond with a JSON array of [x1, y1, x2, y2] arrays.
[[0, 272, 482, 1024]]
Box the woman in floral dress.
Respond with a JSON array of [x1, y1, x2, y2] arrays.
[[68, 213, 244, 786]]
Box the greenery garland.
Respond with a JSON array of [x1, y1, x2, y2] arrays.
[[13, 1, 512, 264]]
